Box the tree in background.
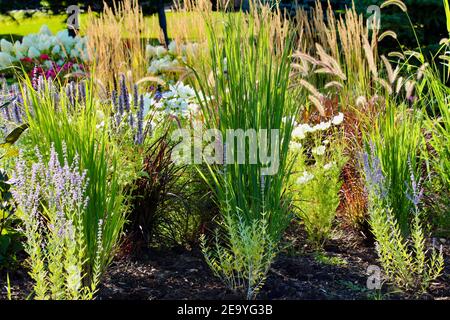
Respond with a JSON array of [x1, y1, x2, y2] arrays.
[[355, 0, 446, 54], [0, 1, 171, 14], [0, 0, 41, 14]]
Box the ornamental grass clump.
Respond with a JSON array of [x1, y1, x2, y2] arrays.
[[417, 58, 450, 232], [420, 66, 450, 189], [293, 1, 378, 98], [364, 102, 423, 235], [85, 0, 148, 86], [194, 7, 298, 299], [11, 145, 102, 300], [19, 75, 127, 279]]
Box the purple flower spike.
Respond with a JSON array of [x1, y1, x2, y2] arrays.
[[135, 94, 144, 145], [120, 74, 130, 112], [11, 143, 89, 230], [360, 143, 387, 199]]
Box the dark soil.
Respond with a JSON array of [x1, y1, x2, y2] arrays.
[[2, 225, 450, 300]]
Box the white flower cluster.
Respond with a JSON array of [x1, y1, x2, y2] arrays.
[[146, 41, 199, 75], [289, 141, 303, 150], [0, 25, 88, 69], [312, 145, 326, 156], [291, 112, 344, 141], [323, 162, 336, 170], [147, 56, 180, 74], [297, 170, 315, 185], [291, 113, 344, 186], [145, 82, 200, 120]]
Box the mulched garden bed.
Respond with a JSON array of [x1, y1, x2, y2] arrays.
[[2, 225, 449, 300]]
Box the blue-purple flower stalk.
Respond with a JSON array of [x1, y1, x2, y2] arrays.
[[31, 66, 39, 90], [11, 143, 89, 232], [406, 158, 424, 209], [0, 84, 23, 124], [135, 94, 144, 144], [111, 75, 147, 145], [361, 143, 387, 199], [120, 74, 130, 112], [1, 78, 87, 126], [133, 84, 139, 110]]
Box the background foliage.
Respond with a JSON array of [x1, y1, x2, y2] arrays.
[[0, 1, 172, 14], [355, 0, 446, 53]]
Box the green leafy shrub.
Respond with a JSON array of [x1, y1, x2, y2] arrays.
[[200, 202, 277, 300], [11, 145, 101, 299], [289, 114, 347, 248], [0, 168, 22, 270], [362, 147, 444, 293]]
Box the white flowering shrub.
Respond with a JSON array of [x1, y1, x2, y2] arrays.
[[110, 78, 202, 143], [153, 82, 201, 120], [0, 25, 88, 79], [131, 81, 202, 122], [289, 113, 346, 247]]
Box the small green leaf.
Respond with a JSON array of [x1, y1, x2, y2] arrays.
[[1, 123, 29, 147], [0, 100, 12, 110], [138, 171, 151, 179]]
